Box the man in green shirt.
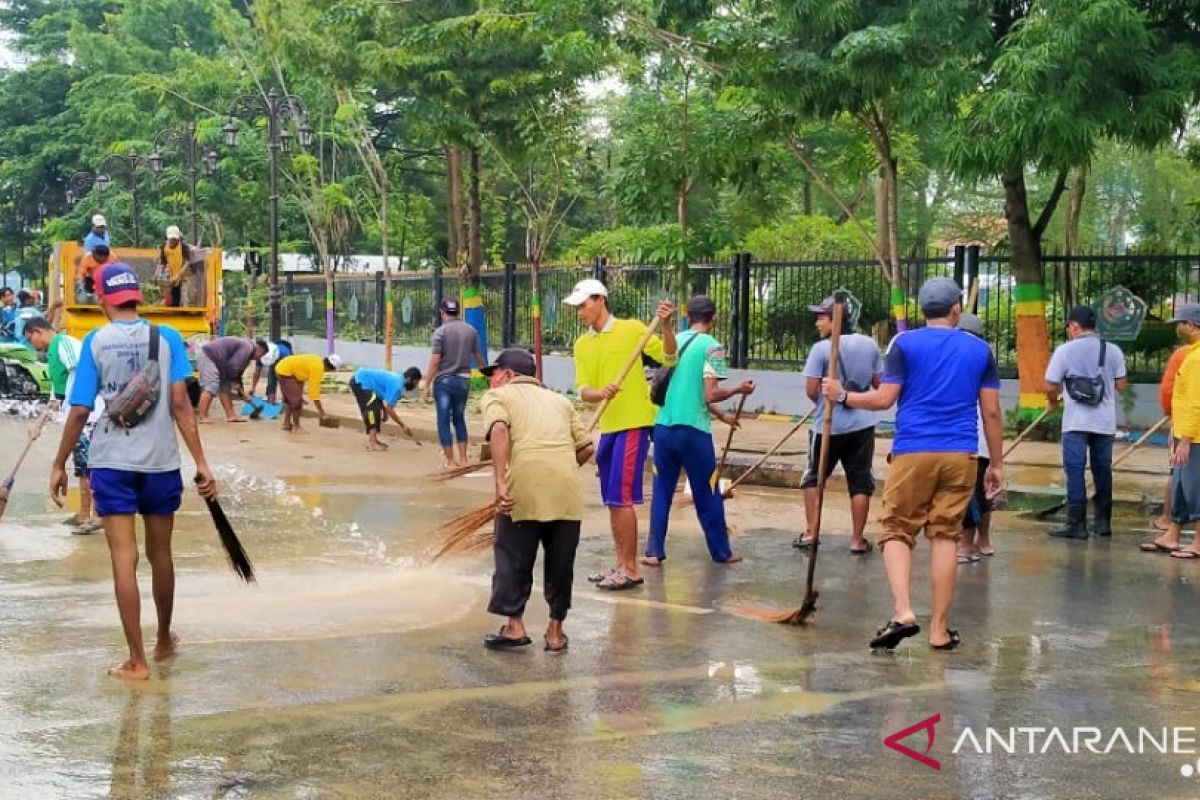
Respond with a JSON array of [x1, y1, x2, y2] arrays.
[[645, 295, 754, 564], [24, 317, 101, 533]]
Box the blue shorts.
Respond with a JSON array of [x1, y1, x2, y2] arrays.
[[89, 468, 184, 517], [595, 428, 651, 507]]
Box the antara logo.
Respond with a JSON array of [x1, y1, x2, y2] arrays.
[[884, 713, 942, 771]]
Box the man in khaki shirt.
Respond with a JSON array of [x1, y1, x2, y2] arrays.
[[479, 347, 594, 652]]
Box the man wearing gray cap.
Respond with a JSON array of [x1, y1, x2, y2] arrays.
[[796, 294, 883, 554], [1162, 304, 1200, 560], [1044, 306, 1128, 539], [824, 277, 1003, 651]]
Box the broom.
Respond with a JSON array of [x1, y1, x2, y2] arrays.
[[432, 311, 666, 557], [710, 394, 748, 492], [195, 475, 256, 583], [1029, 414, 1170, 519], [680, 408, 816, 508], [1001, 406, 1052, 460], [0, 400, 58, 521], [759, 293, 846, 625]]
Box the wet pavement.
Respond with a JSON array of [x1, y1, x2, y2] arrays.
[[2, 416, 1199, 799]]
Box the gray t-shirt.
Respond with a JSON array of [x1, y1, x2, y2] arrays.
[[69, 320, 193, 472], [202, 337, 255, 380], [803, 333, 883, 435], [1045, 334, 1127, 435], [431, 319, 482, 379]]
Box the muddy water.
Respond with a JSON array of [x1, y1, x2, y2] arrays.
[[2, 418, 1200, 799]]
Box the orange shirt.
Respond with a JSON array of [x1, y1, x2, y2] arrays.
[[76, 253, 112, 282], [1160, 345, 1189, 414]]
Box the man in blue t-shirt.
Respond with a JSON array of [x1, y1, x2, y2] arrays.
[[83, 214, 110, 253], [797, 295, 883, 554], [249, 339, 294, 403], [48, 261, 218, 682], [349, 366, 422, 450], [823, 277, 1004, 653]]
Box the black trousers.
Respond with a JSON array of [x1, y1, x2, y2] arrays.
[[349, 377, 384, 432], [488, 515, 581, 621]]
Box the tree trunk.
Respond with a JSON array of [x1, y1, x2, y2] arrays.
[[381, 187, 393, 370], [1003, 169, 1052, 418], [463, 146, 489, 359], [803, 178, 812, 216], [1062, 166, 1087, 311], [446, 145, 464, 270]]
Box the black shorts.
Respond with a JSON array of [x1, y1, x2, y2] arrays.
[[962, 456, 992, 528], [350, 377, 384, 433], [800, 426, 876, 496]]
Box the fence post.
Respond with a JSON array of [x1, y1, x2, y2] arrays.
[[966, 245, 980, 313], [433, 263, 444, 321], [953, 245, 966, 290], [593, 256, 607, 283], [374, 271, 385, 343], [503, 261, 517, 347], [284, 272, 295, 339], [736, 252, 752, 368]]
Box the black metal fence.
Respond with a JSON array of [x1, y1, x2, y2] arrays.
[[222, 248, 1200, 381]]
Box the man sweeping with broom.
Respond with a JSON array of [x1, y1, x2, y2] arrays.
[[478, 348, 594, 652], [823, 277, 1003, 651], [48, 262, 218, 680]]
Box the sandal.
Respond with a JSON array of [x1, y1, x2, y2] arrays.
[[869, 619, 920, 650], [793, 536, 815, 549], [587, 567, 618, 583], [597, 571, 644, 591], [483, 626, 532, 650], [850, 542, 873, 555], [1169, 549, 1200, 560], [544, 635, 569, 653], [1139, 540, 1180, 554], [978, 547, 996, 557], [957, 553, 980, 564], [931, 629, 962, 651], [73, 519, 103, 535]]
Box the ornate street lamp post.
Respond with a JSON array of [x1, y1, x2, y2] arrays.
[[67, 154, 156, 246], [224, 89, 314, 341], [150, 123, 218, 244]]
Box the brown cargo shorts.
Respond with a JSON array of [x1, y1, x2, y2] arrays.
[[879, 452, 978, 548], [277, 375, 305, 410]]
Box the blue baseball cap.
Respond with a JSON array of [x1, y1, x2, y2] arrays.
[[96, 262, 142, 305]]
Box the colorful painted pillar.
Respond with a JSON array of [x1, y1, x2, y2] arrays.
[[1014, 282, 1051, 417], [890, 285, 908, 332], [325, 282, 335, 356], [462, 283, 489, 363]]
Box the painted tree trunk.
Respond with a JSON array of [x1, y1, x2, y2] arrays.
[[1003, 170, 1052, 418], [324, 263, 335, 357], [531, 260, 543, 382]]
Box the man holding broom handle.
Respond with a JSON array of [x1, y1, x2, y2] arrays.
[[823, 278, 1003, 651], [48, 262, 218, 680], [565, 279, 676, 592], [479, 348, 594, 652]]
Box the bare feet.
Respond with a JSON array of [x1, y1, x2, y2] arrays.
[[197, 418, 212, 425], [107, 660, 150, 681], [366, 442, 388, 452], [153, 633, 179, 662], [718, 553, 744, 564], [282, 421, 293, 432], [227, 416, 247, 423], [640, 556, 664, 566], [441, 461, 457, 472]]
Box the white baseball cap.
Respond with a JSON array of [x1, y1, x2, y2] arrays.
[[92, 214, 106, 227], [166, 225, 182, 239], [327, 353, 344, 369], [563, 278, 608, 307], [260, 342, 280, 367]]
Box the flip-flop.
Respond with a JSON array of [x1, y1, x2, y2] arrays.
[[957, 553, 980, 564], [1169, 549, 1200, 560], [850, 542, 873, 555], [483, 626, 532, 650], [72, 519, 103, 535], [931, 629, 962, 651], [587, 567, 619, 583], [544, 635, 569, 653], [597, 572, 644, 591], [869, 619, 920, 650], [978, 547, 996, 557], [793, 537, 815, 549], [1140, 540, 1180, 553]]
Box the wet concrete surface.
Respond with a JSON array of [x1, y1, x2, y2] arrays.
[[1, 416, 1199, 799]]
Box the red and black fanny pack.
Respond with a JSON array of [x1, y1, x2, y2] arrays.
[[106, 324, 162, 428]]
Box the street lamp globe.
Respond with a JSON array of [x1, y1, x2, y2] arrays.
[[279, 129, 294, 154], [298, 123, 315, 148], [65, 190, 76, 206], [95, 173, 112, 192], [149, 152, 164, 173], [222, 120, 239, 148], [202, 150, 218, 175]]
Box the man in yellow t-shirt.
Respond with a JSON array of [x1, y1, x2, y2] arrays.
[[565, 278, 675, 591], [1165, 304, 1200, 560], [479, 347, 594, 651], [275, 352, 343, 432]]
